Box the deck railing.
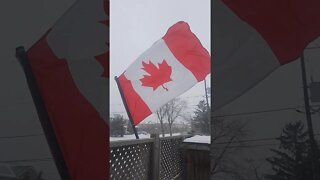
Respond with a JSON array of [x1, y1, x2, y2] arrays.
[[110, 134, 191, 180]]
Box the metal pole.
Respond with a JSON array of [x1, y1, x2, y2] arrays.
[[300, 52, 319, 180], [15, 46, 71, 180], [114, 76, 139, 139], [204, 78, 210, 116]]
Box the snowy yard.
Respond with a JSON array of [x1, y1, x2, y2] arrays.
[[110, 133, 211, 144], [110, 133, 182, 141]]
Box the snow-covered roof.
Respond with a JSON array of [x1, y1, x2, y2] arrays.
[[183, 135, 210, 144]]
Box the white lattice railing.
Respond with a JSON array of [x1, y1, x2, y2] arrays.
[[110, 135, 190, 180]]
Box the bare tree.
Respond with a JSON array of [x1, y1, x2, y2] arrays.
[[166, 98, 187, 136], [181, 112, 193, 134], [210, 115, 249, 180], [245, 158, 265, 180], [156, 98, 187, 136], [156, 107, 166, 137]]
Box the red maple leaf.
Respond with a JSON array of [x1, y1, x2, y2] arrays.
[[95, 48, 108, 78], [140, 60, 172, 91], [95, 0, 109, 78]]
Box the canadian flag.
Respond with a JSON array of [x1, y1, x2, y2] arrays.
[[25, 0, 108, 179], [117, 21, 210, 125], [213, 0, 320, 110]]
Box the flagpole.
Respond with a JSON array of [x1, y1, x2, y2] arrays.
[[15, 46, 71, 180], [204, 77, 210, 115], [114, 76, 139, 139], [300, 52, 320, 180]]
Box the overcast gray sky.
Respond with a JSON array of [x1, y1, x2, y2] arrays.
[[1, 0, 320, 179], [110, 0, 211, 124]]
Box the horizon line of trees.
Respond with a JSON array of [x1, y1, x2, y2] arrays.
[[110, 97, 211, 137]]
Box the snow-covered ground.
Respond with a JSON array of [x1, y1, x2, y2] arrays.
[[110, 133, 182, 141], [183, 135, 210, 144], [110, 134, 150, 141], [110, 134, 211, 144]]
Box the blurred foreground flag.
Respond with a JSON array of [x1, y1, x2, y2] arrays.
[[117, 21, 210, 125], [213, 0, 320, 110], [25, 0, 109, 179]]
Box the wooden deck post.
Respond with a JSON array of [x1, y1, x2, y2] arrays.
[[151, 134, 160, 180]]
